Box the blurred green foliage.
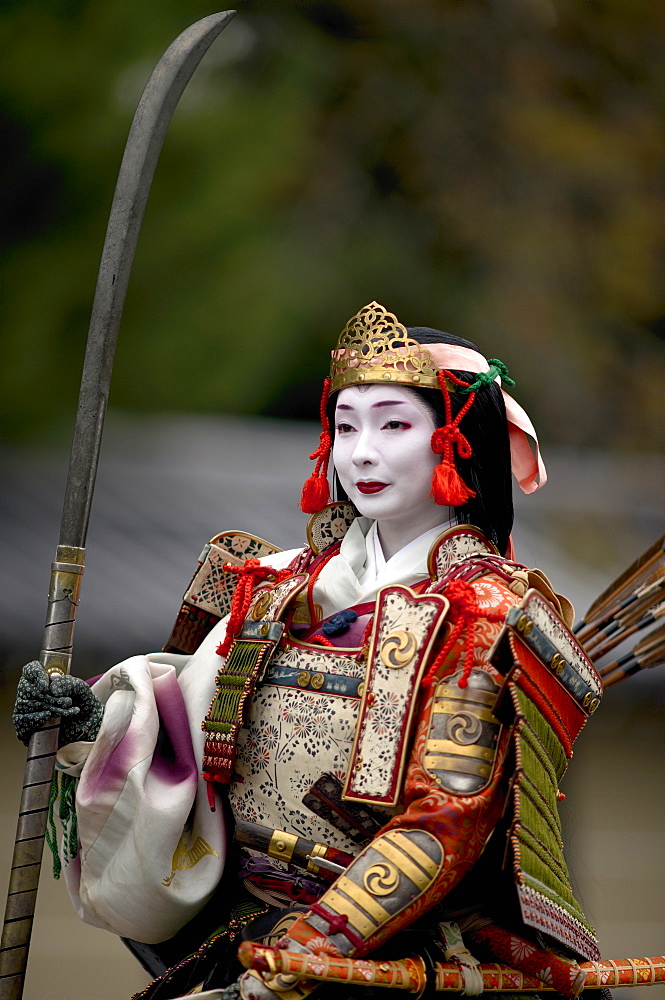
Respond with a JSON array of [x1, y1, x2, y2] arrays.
[[1, 0, 663, 447]]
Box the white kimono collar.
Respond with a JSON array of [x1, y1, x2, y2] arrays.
[[312, 517, 453, 620]]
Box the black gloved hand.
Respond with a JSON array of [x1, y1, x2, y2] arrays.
[[13, 661, 104, 747]]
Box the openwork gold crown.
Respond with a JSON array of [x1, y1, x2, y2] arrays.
[[329, 301, 440, 393]]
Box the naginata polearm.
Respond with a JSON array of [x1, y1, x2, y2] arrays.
[[0, 12, 236, 1000]]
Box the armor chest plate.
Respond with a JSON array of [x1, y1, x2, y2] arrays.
[[228, 640, 385, 855]]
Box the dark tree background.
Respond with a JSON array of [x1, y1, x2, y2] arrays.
[[1, 0, 663, 448]]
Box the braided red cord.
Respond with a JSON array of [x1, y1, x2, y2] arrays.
[[514, 668, 574, 759], [216, 560, 292, 658], [430, 371, 477, 506], [422, 579, 505, 691], [300, 378, 332, 513], [309, 634, 336, 647]]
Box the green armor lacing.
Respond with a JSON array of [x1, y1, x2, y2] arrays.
[[45, 771, 79, 879]]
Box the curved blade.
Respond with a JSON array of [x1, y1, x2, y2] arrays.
[[62, 9, 236, 550], [0, 12, 236, 1000]]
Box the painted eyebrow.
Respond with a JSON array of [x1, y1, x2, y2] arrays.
[[336, 400, 408, 411]]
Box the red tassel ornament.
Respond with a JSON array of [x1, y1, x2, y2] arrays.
[[431, 456, 475, 507], [430, 370, 477, 506], [300, 377, 332, 514]]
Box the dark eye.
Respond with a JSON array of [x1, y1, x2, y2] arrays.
[[336, 422, 355, 434], [383, 420, 409, 430]]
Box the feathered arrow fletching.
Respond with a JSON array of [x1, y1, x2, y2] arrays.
[[575, 535, 665, 642], [601, 621, 665, 688]]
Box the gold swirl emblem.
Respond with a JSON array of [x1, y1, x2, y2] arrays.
[[363, 861, 400, 896], [251, 591, 272, 620], [447, 711, 483, 745], [380, 629, 417, 669]]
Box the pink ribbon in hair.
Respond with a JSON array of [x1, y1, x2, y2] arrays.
[[425, 343, 546, 494]]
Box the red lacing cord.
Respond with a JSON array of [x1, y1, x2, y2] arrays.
[[216, 560, 292, 658], [430, 371, 477, 506], [422, 579, 505, 691], [309, 634, 336, 647], [300, 378, 332, 513], [514, 669, 574, 759]]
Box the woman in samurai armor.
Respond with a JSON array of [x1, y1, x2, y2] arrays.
[[14, 302, 604, 1000]]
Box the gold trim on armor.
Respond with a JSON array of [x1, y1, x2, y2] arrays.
[[251, 591, 272, 620], [432, 700, 498, 723], [323, 888, 382, 938], [268, 830, 298, 863], [379, 630, 418, 669], [335, 875, 393, 922], [363, 862, 401, 897], [424, 754, 491, 778], [425, 739, 494, 760], [343, 585, 450, 807], [435, 682, 496, 707], [379, 831, 442, 882], [306, 502, 357, 556]]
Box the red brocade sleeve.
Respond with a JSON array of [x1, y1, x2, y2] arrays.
[[357, 573, 522, 952]]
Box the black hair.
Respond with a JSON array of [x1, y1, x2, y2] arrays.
[[330, 325, 514, 556], [406, 327, 514, 556]]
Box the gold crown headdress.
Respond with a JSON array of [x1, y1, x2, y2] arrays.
[[301, 301, 485, 515], [301, 301, 544, 523], [329, 301, 440, 393]]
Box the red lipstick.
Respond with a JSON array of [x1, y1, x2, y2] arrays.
[[356, 481, 388, 494]]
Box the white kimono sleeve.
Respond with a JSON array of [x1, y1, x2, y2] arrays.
[[57, 546, 301, 944]]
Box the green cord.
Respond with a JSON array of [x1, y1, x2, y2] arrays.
[[60, 773, 79, 865], [459, 357, 515, 395], [45, 774, 62, 880], [45, 771, 79, 879]]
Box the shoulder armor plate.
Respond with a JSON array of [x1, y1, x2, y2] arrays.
[[306, 502, 357, 555], [163, 530, 281, 655], [491, 589, 602, 730], [427, 525, 499, 582]]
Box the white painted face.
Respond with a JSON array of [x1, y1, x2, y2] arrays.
[[332, 383, 443, 543]]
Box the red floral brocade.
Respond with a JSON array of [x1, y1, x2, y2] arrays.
[[359, 572, 522, 953]]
